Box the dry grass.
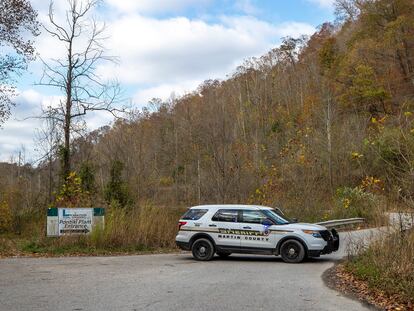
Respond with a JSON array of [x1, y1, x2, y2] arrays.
[[0, 202, 186, 256], [89, 202, 185, 249], [346, 228, 414, 302]]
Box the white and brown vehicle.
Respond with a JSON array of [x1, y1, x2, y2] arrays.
[[176, 205, 339, 263]]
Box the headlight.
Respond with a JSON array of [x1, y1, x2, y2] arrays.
[[302, 230, 322, 238]]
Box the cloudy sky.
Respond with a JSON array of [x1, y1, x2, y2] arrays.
[[0, 0, 335, 163]]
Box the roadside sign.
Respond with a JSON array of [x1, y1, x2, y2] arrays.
[[47, 207, 105, 237], [58, 208, 93, 235]]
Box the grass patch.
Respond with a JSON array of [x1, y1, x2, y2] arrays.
[[1, 202, 185, 257], [1, 235, 178, 257], [345, 229, 414, 303]]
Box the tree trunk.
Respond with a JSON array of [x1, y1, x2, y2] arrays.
[[326, 95, 334, 194], [62, 28, 74, 179], [63, 109, 71, 178]]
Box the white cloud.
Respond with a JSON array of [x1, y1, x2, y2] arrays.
[[96, 15, 315, 87], [234, 0, 261, 15], [0, 90, 43, 161], [29, 1, 316, 97], [276, 21, 317, 37], [0, 89, 113, 162], [220, 16, 315, 38], [83, 110, 114, 131], [306, 0, 335, 8], [105, 0, 211, 14], [2, 0, 319, 161], [133, 80, 202, 106]]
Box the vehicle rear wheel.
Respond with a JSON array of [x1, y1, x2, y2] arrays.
[[191, 238, 215, 261], [216, 252, 231, 258], [280, 239, 305, 263]]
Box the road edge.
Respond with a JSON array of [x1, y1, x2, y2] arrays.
[[322, 262, 413, 310]]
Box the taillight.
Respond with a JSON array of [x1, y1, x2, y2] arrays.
[[178, 221, 187, 230]]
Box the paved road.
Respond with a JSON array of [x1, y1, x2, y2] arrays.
[[0, 230, 377, 311]]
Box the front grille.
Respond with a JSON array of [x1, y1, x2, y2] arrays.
[[319, 230, 332, 241]]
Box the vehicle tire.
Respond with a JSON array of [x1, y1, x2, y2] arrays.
[[191, 238, 215, 261], [216, 252, 231, 258], [280, 239, 305, 263]]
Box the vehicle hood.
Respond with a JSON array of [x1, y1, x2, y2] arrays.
[[278, 223, 327, 231]]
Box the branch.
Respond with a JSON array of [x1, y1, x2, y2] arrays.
[[45, 1, 70, 41]]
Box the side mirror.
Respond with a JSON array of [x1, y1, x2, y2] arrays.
[[291, 218, 298, 223], [262, 219, 274, 226]]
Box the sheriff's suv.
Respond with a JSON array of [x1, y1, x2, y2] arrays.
[[176, 205, 339, 263]]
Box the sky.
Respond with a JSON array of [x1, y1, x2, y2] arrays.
[[0, 0, 335, 163]]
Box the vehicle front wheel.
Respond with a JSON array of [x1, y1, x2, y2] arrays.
[[280, 239, 305, 263], [216, 252, 231, 258], [191, 238, 215, 261]]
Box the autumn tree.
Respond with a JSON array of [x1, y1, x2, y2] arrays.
[[354, 0, 414, 96], [0, 0, 39, 125]]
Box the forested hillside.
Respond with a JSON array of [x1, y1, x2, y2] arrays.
[[1, 0, 413, 305], [1, 0, 413, 229]]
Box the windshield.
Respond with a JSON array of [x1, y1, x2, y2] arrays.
[[262, 209, 290, 225]]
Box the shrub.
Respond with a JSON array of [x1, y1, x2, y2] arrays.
[[55, 172, 92, 207], [0, 201, 12, 233], [334, 186, 382, 222], [79, 162, 96, 194], [104, 160, 131, 208], [346, 230, 414, 301], [88, 201, 185, 250]]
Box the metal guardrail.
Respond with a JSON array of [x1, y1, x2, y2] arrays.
[[315, 218, 365, 228]]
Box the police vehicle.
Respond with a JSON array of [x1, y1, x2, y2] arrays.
[[176, 205, 339, 263]]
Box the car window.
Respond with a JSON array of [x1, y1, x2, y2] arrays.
[[181, 209, 208, 220], [242, 210, 268, 224], [262, 209, 289, 225], [211, 209, 238, 222]]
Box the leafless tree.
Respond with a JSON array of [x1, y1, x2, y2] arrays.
[[334, 0, 361, 22], [38, 0, 125, 178], [34, 108, 61, 202]]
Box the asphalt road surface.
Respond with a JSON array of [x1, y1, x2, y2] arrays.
[[0, 229, 378, 311]]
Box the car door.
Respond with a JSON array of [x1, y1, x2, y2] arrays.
[[240, 209, 276, 250], [209, 209, 242, 250]]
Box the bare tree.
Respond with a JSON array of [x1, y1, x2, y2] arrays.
[[334, 0, 361, 22], [38, 0, 124, 178], [0, 0, 39, 126], [34, 108, 61, 202]]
